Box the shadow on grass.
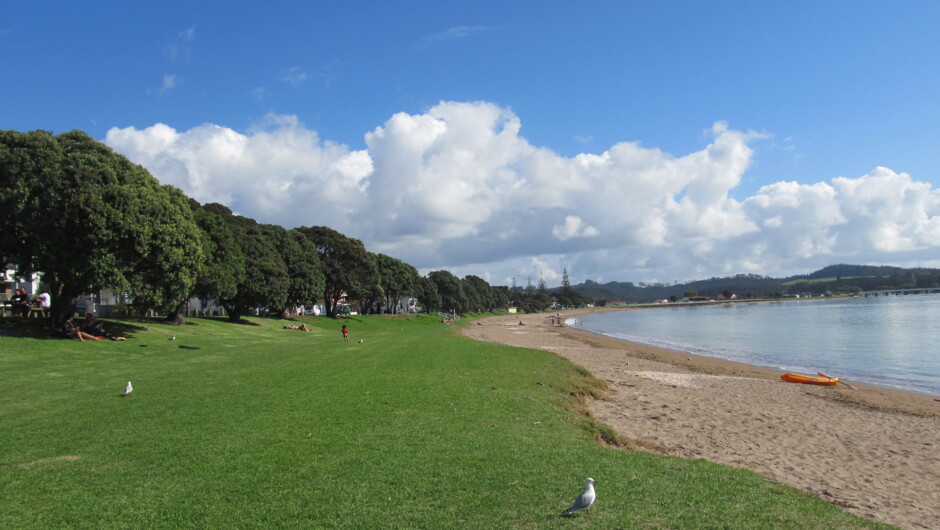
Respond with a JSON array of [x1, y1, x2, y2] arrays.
[[191, 316, 261, 326], [0, 318, 69, 340], [2, 315, 149, 340]]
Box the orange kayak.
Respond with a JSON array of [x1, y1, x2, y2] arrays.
[[780, 373, 839, 386]]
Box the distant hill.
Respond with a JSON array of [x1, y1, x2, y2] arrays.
[[794, 264, 902, 281], [568, 264, 940, 304]]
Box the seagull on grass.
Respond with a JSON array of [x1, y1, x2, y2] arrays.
[[562, 477, 596, 517], [123, 381, 133, 396]]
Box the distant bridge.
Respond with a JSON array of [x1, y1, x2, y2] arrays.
[[860, 287, 940, 297]]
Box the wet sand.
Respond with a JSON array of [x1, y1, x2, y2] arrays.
[[463, 310, 940, 529]]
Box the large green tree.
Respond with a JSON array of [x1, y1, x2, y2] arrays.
[[490, 285, 511, 311], [375, 253, 420, 314], [165, 201, 246, 325], [427, 270, 468, 314], [259, 224, 325, 316], [122, 184, 206, 316], [207, 205, 289, 321], [414, 276, 440, 314], [0, 129, 204, 324], [555, 267, 588, 308], [191, 203, 245, 307], [351, 252, 384, 314], [461, 275, 494, 312], [295, 226, 378, 318]]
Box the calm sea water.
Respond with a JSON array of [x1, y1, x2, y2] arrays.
[[571, 294, 940, 396]]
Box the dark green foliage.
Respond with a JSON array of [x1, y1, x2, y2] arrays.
[[190, 203, 245, 303], [414, 276, 441, 313], [294, 226, 378, 317], [259, 225, 325, 314], [461, 274, 493, 312], [511, 287, 553, 313], [375, 253, 420, 314], [427, 270, 467, 313], [209, 207, 289, 320], [554, 267, 590, 308], [490, 285, 510, 310], [349, 252, 384, 314], [164, 202, 246, 324], [804, 264, 901, 280], [120, 184, 205, 315], [0, 129, 203, 323], [231, 225, 289, 319]]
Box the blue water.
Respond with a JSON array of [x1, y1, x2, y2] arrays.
[[571, 294, 940, 396]]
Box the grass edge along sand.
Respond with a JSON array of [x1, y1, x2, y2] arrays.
[[0, 313, 888, 528]]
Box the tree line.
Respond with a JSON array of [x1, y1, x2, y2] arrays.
[[1, 130, 542, 325]]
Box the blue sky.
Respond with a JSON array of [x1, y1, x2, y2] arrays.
[[3, 1, 939, 285]]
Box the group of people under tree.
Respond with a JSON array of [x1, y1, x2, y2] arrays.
[[8, 287, 50, 317]]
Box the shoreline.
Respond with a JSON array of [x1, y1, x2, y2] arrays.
[[462, 309, 940, 529], [563, 307, 940, 416]]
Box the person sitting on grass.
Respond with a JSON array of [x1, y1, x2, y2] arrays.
[[82, 313, 126, 341], [59, 314, 104, 342], [284, 324, 311, 332]]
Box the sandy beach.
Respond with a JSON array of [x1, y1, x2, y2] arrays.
[[463, 310, 940, 529]]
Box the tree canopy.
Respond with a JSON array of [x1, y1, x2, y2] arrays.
[[295, 226, 378, 318], [208, 205, 290, 321], [375, 253, 420, 314], [427, 270, 467, 314], [0, 129, 204, 324], [189, 202, 245, 305], [260, 224, 325, 315]]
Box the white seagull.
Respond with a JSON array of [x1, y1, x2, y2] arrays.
[[123, 381, 133, 396], [562, 477, 596, 517], [169, 334, 176, 341]]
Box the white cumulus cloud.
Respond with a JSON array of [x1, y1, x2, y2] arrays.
[[552, 216, 599, 241], [104, 101, 940, 285], [105, 114, 372, 231]]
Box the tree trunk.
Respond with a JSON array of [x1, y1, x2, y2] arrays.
[[222, 300, 240, 321], [165, 301, 187, 326], [50, 281, 81, 327], [325, 294, 338, 318]]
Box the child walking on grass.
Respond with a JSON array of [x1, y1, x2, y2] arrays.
[[342, 324, 349, 342]]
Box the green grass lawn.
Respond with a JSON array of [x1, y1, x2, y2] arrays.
[[1, 314, 888, 528]]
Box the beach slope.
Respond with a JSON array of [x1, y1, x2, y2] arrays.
[[463, 311, 940, 530]]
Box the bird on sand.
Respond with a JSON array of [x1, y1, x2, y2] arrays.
[[123, 381, 133, 396], [562, 477, 596, 517]]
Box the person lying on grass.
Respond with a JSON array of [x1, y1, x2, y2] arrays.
[[284, 324, 311, 332], [58, 314, 104, 342], [82, 313, 126, 341]]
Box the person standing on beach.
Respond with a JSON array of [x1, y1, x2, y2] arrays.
[[342, 324, 349, 342]]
